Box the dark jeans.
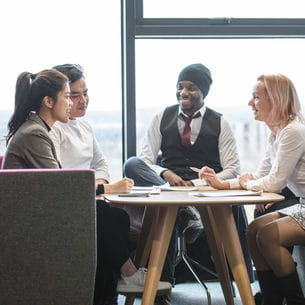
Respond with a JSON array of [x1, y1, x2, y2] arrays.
[[94, 200, 131, 305]]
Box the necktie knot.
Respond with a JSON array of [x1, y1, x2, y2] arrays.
[[180, 112, 201, 147]]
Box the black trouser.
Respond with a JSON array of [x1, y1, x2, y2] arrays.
[[94, 200, 131, 305]]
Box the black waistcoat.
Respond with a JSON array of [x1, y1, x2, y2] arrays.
[[160, 104, 223, 180]]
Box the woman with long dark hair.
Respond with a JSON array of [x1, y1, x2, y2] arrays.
[[3, 69, 72, 168]]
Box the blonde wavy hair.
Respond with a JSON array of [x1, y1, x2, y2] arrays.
[[258, 74, 304, 129]]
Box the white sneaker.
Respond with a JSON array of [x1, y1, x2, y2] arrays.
[[121, 267, 147, 286], [117, 277, 172, 296]]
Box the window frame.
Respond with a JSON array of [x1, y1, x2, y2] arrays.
[[121, 0, 305, 161]]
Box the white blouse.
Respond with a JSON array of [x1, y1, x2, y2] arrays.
[[232, 120, 305, 197]]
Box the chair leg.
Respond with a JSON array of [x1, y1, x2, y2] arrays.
[[182, 251, 212, 305], [175, 232, 212, 305], [124, 295, 136, 305]]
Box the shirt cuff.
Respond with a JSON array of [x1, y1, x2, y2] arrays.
[[246, 180, 263, 191], [151, 164, 168, 177], [228, 178, 241, 189], [95, 171, 110, 182]]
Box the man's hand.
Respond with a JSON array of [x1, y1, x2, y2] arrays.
[[162, 170, 190, 186], [104, 177, 134, 194]]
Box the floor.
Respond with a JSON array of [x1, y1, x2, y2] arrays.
[[118, 280, 260, 305]]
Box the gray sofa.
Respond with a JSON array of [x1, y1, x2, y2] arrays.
[[0, 168, 96, 305]]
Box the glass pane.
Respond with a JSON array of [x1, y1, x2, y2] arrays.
[[136, 38, 305, 222], [144, 0, 305, 18], [135, 38, 305, 174], [0, 0, 122, 181]]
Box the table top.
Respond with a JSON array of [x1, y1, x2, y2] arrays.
[[104, 187, 284, 207]]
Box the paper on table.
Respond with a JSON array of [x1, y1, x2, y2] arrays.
[[162, 186, 199, 191], [132, 186, 163, 194], [132, 183, 199, 192], [132, 186, 155, 191], [193, 190, 263, 197]]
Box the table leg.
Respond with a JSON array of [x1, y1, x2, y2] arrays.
[[125, 206, 159, 305], [141, 206, 179, 305], [134, 206, 159, 267], [212, 206, 255, 305], [197, 206, 235, 305]]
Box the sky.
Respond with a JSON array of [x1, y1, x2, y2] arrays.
[[144, 0, 305, 18], [1, 0, 305, 112]]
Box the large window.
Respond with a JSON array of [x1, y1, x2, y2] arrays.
[[122, 0, 305, 221], [122, 0, 305, 161], [0, 0, 122, 181], [135, 38, 305, 173]]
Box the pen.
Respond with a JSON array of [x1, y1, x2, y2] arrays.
[[190, 167, 215, 177], [190, 167, 201, 172]]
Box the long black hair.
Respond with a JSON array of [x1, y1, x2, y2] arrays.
[[7, 69, 68, 144]]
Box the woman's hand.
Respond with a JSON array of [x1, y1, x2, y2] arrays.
[[255, 202, 275, 213], [199, 166, 229, 190], [255, 203, 266, 212], [104, 177, 134, 194], [238, 173, 254, 189]]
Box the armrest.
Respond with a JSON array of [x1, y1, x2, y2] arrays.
[[0, 169, 96, 305]]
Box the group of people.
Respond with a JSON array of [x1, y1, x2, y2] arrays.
[[2, 65, 145, 305], [2, 62, 305, 305]]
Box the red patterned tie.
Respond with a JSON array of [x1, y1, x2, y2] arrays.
[[180, 112, 201, 147]]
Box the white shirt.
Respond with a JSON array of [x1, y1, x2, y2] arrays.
[[240, 120, 305, 196], [140, 105, 240, 186], [50, 119, 110, 181]]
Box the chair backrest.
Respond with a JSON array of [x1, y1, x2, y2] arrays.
[[0, 168, 96, 305]]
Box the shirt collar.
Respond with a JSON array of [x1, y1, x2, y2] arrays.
[[179, 105, 206, 118], [40, 118, 51, 131]]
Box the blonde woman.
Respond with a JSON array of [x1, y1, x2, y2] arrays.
[[199, 74, 305, 305]]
